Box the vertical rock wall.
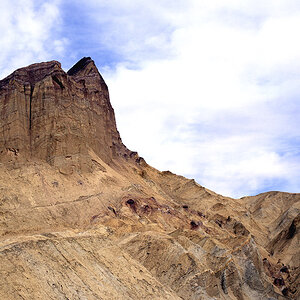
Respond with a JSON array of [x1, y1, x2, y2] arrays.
[[0, 58, 129, 172]]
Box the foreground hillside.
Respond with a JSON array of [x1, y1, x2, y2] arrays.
[[0, 58, 298, 299]]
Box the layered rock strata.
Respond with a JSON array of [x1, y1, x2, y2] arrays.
[[0, 59, 298, 300], [0, 57, 130, 173]]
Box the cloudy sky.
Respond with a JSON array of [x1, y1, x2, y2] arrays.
[[1, 0, 299, 197]]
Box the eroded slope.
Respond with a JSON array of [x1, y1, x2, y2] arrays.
[[0, 59, 298, 300]]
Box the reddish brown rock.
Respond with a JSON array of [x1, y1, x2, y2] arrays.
[[0, 57, 130, 173]]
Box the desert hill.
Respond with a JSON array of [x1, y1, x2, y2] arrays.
[[0, 58, 298, 299]]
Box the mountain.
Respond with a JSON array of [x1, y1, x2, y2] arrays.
[[0, 58, 299, 300]]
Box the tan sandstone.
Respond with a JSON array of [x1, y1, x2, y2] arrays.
[[0, 58, 298, 300]]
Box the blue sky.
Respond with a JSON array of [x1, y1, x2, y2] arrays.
[[0, 0, 300, 197]]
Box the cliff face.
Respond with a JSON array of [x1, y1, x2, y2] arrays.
[[0, 59, 299, 300], [0, 57, 129, 173]]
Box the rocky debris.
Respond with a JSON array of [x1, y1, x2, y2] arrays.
[[233, 221, 250, 236], [190, 220, 199, 229], [280, 265, 289, 273], [0, 59, 299, 299], [282, 287, 289, 296]]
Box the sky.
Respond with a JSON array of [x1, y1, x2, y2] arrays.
[[0, 0, 299, 198]]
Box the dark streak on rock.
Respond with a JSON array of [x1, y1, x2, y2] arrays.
[[108, 206, 117, 216], [287, 220, 296, 239], [52, 75, 65, 89], [221, 271, 228, 294], [190, 221, 199, 230], [29, 85, 34, 130]]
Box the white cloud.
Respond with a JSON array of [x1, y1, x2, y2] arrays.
[[75, 0, 188, 64], [0, 0, 67, 78], [102, 0, 300, 197]]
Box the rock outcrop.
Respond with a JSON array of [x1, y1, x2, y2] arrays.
[[0, 57, 130, 174], [0, 59, 298, 300]]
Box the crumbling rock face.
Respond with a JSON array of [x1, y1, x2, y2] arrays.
[[0, 59, 299, 299], [0, 57, 130, 173]]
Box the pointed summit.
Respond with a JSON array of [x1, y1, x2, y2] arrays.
[[0, 58, 130, 172], [67, 57, 108, 94], [0, 60, 63, 87], [67, 57, 94, 76]]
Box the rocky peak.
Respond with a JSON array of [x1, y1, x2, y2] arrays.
[[0, 58, 130, 173], [67, 57, 94, 76], [67, 57, 110, 106], [0, 61, 63, 88], [67, 57, 103, 85]]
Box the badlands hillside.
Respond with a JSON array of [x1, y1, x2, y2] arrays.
[[0, 57, 299, 300]]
